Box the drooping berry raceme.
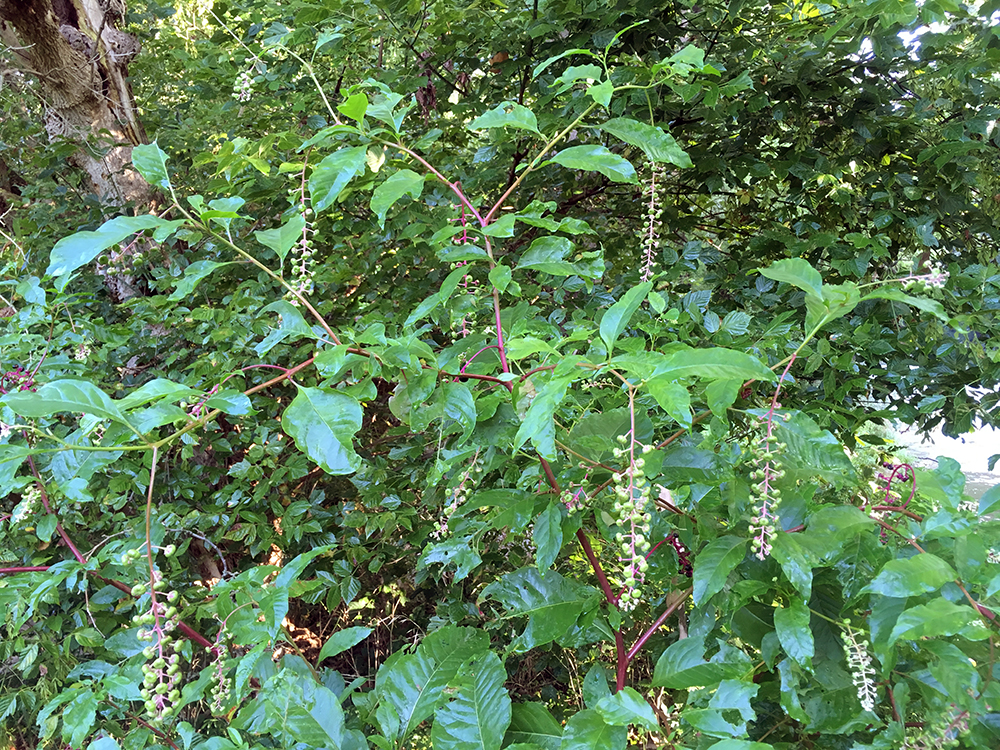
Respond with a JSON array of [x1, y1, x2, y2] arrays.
[[840, 622, 878, 714], [232, 69, 255, 102], [748, 424, 786, 561], [208, 619, 232, 714], [432, 450, 481, 540], [611, 432, 654, 612], [749, 357, 795, 561], [561, 468, 592, 515], [127, 544, 183, 727], [10, 483, 41, 525], [640, 162, 666, 283]]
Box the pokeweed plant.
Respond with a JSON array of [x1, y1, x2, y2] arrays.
[[1, 25, 1000, 750]]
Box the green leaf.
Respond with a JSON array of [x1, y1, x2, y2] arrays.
[[318, 626, 373, 664], [375, 626, 489, 742], [5, 380, 130, 428], [706, 379, 742, 418], [47, 215, 172, 291], [61, 689, 97, 749], [594, 687, 659, 731], [806, 282, 860, 332], [480, 567, 593, 652], [281, 386, 362, 475], [598, 118, 692, 167], [441, 382, 477, 442], [861, 288, 949, 322], [693, 536, 747, 605], [771, 532, 813, 599], [558, 709, 626, 750], [255, 213, 307, 264], [588, 79, 614, 107], [169, 260, 236, 301], [652, 348, 776, 382], [979, 482, 1000, 516], [469, 102, 540, 134], [550, 145, 637, 183], [431, 651, 511, 750], [706, 742, 774, 750], [532, 49, 595, 79], [651, 637, 751, 689], [36, 514, 57, 542], [513, 370, 577, 460], [338, 92, 369, 124], [87, 738, 121, 750], [371, 169, 426, 228], [533, 502, 563, 571], [759, 258, 823, 298], [309, 146, 368, 212], [889, 599, 990, 645], [489, 264, 512, 293], [518, 236, 575, 276], [132, 141, 172, 190], [646, 377, 691, 428], [600, 282, 651, 353], [866, 553, 956, 598], [506, 703, 562, 750], [205, 390, 254, 416], [774, 599, 814, 670]]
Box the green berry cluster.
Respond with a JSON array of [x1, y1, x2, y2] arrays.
[[748, 435, 786, 561], [11, 483, 41, 524], [432, 455, 482, 540], [207, 626, 231, 714], [286, 200, 316, 300], [127, 545, 184, 727], [611, 434, 653, 612]]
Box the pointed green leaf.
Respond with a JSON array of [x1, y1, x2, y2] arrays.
[[889, 599, 989, 645], [281, 386, 362, 475], [505, 703, 562, 750], [169, 260, 236, 301], [5, 380, 130, 427], [371, 169, 426, 228], [559, 709, 625, 750], [317, 626, 373, 664], [338, 92, 369, 123], [132, 141, 171, 190], [866, 553, 956, 598], [551, 145, 637, 183], [513, 370, 577, 460], [469, 102, 540, 134], [862, 288, 949, 322], [517, 236, 575, 275], [706, 379, 742, 418], [759, 258, 823, 298], [774, 599, 814, 670], [533, 502, 563, 571], [693, 536, 747, 605], [47, 215, 172, 290], [652, 637, 752, 689], [979, 482, 1000, 516], [256, 213, 307, 263], [309, 146, 368, 211], [598, 118, 692, 168], [646, 377, 691, 428], [652, 348, 776, 382], [480, 567, 594, 652], [375, 626, 489, 742], [431, 651, 511, 750], [600, 282, 651, 352], [594, 687, 659, 731]]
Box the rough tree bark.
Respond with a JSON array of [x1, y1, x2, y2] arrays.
[[0, 0, 151, 207]]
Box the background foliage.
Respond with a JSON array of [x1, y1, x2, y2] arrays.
[[2, 0, 1000, 748]]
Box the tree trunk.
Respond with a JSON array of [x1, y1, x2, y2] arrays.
[[0, 0, 151, 207]]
